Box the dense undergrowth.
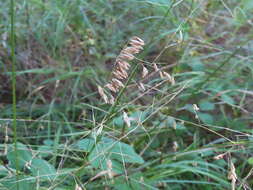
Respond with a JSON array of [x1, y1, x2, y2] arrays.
[[1, 0, 253, 189]]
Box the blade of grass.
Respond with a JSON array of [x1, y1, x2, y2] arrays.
[[10, 0, 19, 189]]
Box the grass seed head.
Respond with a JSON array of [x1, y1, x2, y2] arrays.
[[122, 46, 141, 54], [193, 104, 200, 111], [116, 60, 130, 70], [104, 36, 145, 97], [154, 64, 159, 72], [109, 95, 115, 104], [142, 66, 149, 78], [123, 111, 131, 127], [112, 78, 124, 88], [105, 83, 118, 93], [116, 67, 128, 78], [173, 141, 178, 151], [97, 85, 109, 103], [118, 52, 135, 61], [112, 70, 125, 80], [160, 71, 175, 85], [129, 36, 145, 47]]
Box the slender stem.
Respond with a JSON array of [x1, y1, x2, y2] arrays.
[[184, 47, 240, 104], [10, 0, 19, 188], [194, 47, 240, 94]]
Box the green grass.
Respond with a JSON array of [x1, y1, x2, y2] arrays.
[[1, 0, 253, 189]]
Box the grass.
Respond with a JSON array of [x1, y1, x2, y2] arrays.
[[10, 0, 19, 188], [1, 0, 253, 189]]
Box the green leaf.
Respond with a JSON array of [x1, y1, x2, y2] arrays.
[[180, 104, 195, 113], [74, 138, 95, 152], [110, 141, 144, 164], [1, 175, 35, 190], [198, 113, 214, 124], [7, 143, 33, 170], [88, 137, 111, 168], [43, 139, 54, 146], [130, 110, 149, 123], [41, 70, 92, 84], [37, 145, 53, 158], [142, 0, 172, 6], [0, 166, 9, 178], [247, 157, 253, 165], [112, 115, 124, 127], [189, 59, 205, 71], [221, 94, 235, 105], [112, 110, 149, 128], [165, 116, 176, 128], [88, 138, 144, 170], [199, 101, 215, 111], [88, 142, 107, 169], [6, 68, 55, 76], [114, 172, 147, 190], [160, 179, 219, 186], [234, 7, 247, 25], [30, 159, 56, 181], [241, 0, 253, 10], [94, 158, 124, 174]]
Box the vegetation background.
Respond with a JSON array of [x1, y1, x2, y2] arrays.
[[0, 0, 253, 189]]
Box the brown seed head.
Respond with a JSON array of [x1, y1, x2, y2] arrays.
[[118, 52, 135, 61], [112, 78, 124, 88], [115, 67, 128, 78], [142, 66, 149, 78], [116, 60, 130, 70], [105, 83, 118, 93], [130, 36, 145, 47], [122, 46, 141, 54], [97, 85, 109, 103]]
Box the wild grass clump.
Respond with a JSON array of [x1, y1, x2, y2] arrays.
[[1, 0, 253, 190]]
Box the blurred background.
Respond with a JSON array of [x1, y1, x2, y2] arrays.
[[0, 0, 253, 189]]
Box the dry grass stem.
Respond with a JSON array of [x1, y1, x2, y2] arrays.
[[138, 82, 146, 92], [228, 160, 237, 190], [106, 159, 114, 179], [160, 71, 175, 85]]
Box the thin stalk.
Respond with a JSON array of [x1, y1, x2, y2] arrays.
[[193, 47, 240, 94], [10, 0, 19, 188], [184, 47, 240, 105], [143, 0, 176, 53]]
